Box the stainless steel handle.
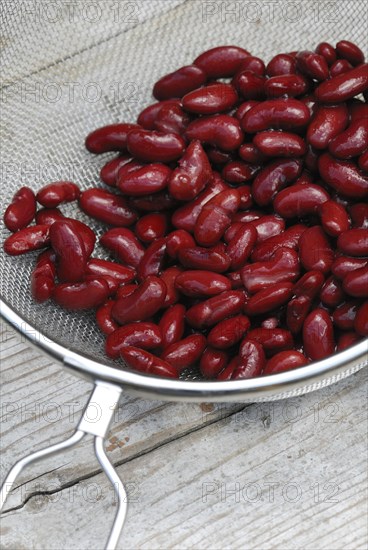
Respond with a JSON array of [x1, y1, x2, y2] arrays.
[[0, 381, 127, 550]]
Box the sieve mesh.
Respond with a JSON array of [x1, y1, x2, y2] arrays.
[[0, 0, 367, 393]]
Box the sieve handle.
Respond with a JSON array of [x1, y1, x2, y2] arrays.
[[0, 381, 127, 550]]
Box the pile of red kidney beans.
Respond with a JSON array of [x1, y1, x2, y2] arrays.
[[3, 42, 368, 380]]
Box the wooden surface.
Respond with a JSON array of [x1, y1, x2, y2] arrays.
[[1, 321, 367, 550]]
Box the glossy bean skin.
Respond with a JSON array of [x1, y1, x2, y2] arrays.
[[127, 129, 186, 163], [241, 248, 300, 293], [207, 315, 250, 349], [318, 200, 350, 237], [153, 65, 206, 100], [137, 238, 167, 280], [286, 295, 311, 334], [4, 187, 36, 232], [251, 224, 307, 262], [296, 51, 329, 81], [238, 142, 265, 163], [230, 339, 266, 379], [3, 225, 50, 255], [79, 188, 137, 226], [320, 276, 345, 307], [332, 300, 358, 330], [248, 215, 285, 243], [251, 158, 302, 206], [117, 163, 172, 196], [238, 56, 266, 75], [207, 147, 234, 165], [120, 346, 178, 378], [232, 71, 265, 100], [129, 191, 178, 213], [293, 270, 325, 299], [182, 83, 238, 114], [100, 228, 145, 268], [200, 348, 228, 379], [166, 230, 196, 259], [36, 181, 80, 208], [354, 302, 368, 336], [342, 267, 368, 297], [49, 220, 87, 283], [105, 322, 162, 358], [336, 40, 365, 66], [274, 183, 330, 218], [318, 153, 368, 199], [86, 258, 135, 287], [53, 277, 110, 310], [159, 266, 182, 308], [85, 123, 140, 153], [161, 334, 207, 371], [264, 74, 309, 98], [263, 351, 308, 375], [35, 208, 65, 225], [31, 250, 56, 303], [100, 155, 132, 187], [242, 99, 310, 132], [329, 120, 368, 159], [135, 213, 168, 243], [330, 59, 353, 77], [350, 203, 368, 229], [64, 219, 96, 257], [246, 328, 294, 356], [315, 64, 368, 103], [111, 276, 167, 324], [154, 102, 191, 135], [226, 224, 257, 270], [307, 104, 349, 150], [175, 270, 231, 297], [332, 256, 368, 280], [159, 304, 186, 349], [138, 100, 179, 129], [266, 54, 297, 76], [303, 308, 335, 360], [185, 115, 244, 151], [186, 290, 246, 329], [178, 246, 231, 273], [315, 42, 337, 66], [194, 189, 240, 246], [337, 228, 368, 256], [169, 140, 212, 201], [96, 300, 119, 335], [253, 131, 306, 157], [222, 161, 259, 184], [193, 46, 250, 78], [245, 282, 294, 316], [299, 226, 334, 274]]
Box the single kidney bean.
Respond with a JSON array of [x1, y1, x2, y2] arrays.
[[241, 98, 310, 132], [127, 129, 186, 163], [193, 46, 250, 78], [304, 145, 320, 173], [96, 300, 119, 335], [207, 315, 250, 349], [118, 163, 172, 196], [35, 208, 65, 225], [318, 153, 368, 198], [112, 275, 167, 324], [160, 266, 182, 307], [186, 290, 246, 329], [248, 215, 285, 243], [86, 258, 135, 287], [264, 74, 309, 98], [336, 40, 365, 66], [137, 238, 167, 280], [253, 131, 306, 157], [85, 123, 140, 154], [246, 328, 294, 356], [307, 104, 349, 150], [320, 275, 345, 307], [138, 99, 179, 129], [161, 334, 207, 371], [182, 83, 238, 114], [112, 159, 144, 181], [79, 188, 137, 226], [246, 282, 294, 316], [166, 230, 195, 259], [303, 308, 335, 360], [315, 42, 337, 66], [238, 142, 265, 164], [216, 357, 240, 380], [328, 120, 368, 159], [231, 339, 266, 379], [153, 65, 206, 100], [293, 270, 325, 299], [175, 270, 231, 297], [4, 187, 36, 232], [337, 331, 360, 350], [251, 158, 302, 206], [159, 304, 186, 349], [100, 155, 132, 187], [332, 300, 358, 330], [129, 191, 178, 213], [106, 322, 162, 358], [342, 266, 368, 298], [178, 246, 231, 273], [36, 181, 80, 208], [359, 150, 368, 172], [154, 102, 191, 135], [274, 183, 330, 218], [337, 228, 368, 256], [135, 212, 168, 243], [53, 277, 110, 310], [315, 64, 368, 103], [64, 219, 96, 257], [206, 147, 234, 165], [222, 161, 259, 184], [330, 59, 354, 77], [296, 51, 329, 81], [31, 250, 56, 303], [264, 350, 308, 375], [3, 224, 50, 255], [226, 224, 257, 270], [185, 115, 244, 151], [299, 226, 334, 274], [354, 301, 368, 336], [169, 140, 212, 201], [232, 71, 265, 100], [194, 188, 240, 246], [100, 228, 145, 268], [286, 295, 311, 334], [318, 200, 350, 237], [241, 248, 300, 293], [251, 224, 306, 262], [350, 203, 368, 229], [238, 55, 266, 76], [200, 347, 228, 379], [120, 346, 178, 378], [332, 256, 368, 280], [49, 220, 87, 283], [266, 54, 297, 76]]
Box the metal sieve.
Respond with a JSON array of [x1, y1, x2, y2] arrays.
[[0, 1, 367, 548]]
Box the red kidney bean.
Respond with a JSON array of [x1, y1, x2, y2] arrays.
[[49, 220, 87, 282], [251, 224, 307, 262], [332, 256, 368, 280], [329, 120, 368, 159], [350, 203, 368, 228], [200, 347, 228, 379], [304, 145, 320, 173], [118, 163, 172, 197], [233, 210, 262, 224], [100, 228, 145, 268], [332, 300, 358, 330], [175, 270, 231, 297], [129, 191, 178, 213], [166, 230, 195, 259], [315, 64, 368, 103], [235, 185, 253, 210], [293, 270, 325, 299], [79, 188, 137, 227], [222, 161, 259, 183], [359, 150, 368, 172], [336, 40, 365, 66], [194, 188, 240, 246], [242, 98, 310, 132], [207, 315, 250, 349], [238, 142, 265, 164], [251, 158, 302, 207], [232, 71, 265, 100], [137, 238, 166, 280], [307, 104, 349, 149], [161, 334, 207, 371], [253, 131, 306, 157], [154, 102, 191, 135], [159, 304, 186, 349], [53, 277, 110, 310], [246, 328, 294, 356], [315, 42, 337, 66], [299, 226, 334, 274], [206, 147, 234, 165], [64, 219, 95, 257], [236, 100, 260, 121], [303, 308, 335, 360], [159, 266, 182, 308], [319, 153, 368, 198], [135, 213, 168, 243], [116, 284, 138, 299], [96, 300, 119, 335], [31, 250, 56, 303], [113, 159, 144, 180], [238, 56, 265, 76], [354, 301, 368, 336], [85, 123, 140, 154], [286, 295, 311, 334], [86, 258, 135, 287], [193, 46, 250, 78], [246, 282, 293, 316], [265, 74, 309, 98], [330, 59, 354, 77], [186, 290, 246, 329], [337, 331, 360, 350], [182, 83, 238, 114], [349, 99, 368, 122], [3, 225, 50, 255], [100, 155, 132, 187], [296, 51, 329, 81], [169, 140, 212, 201], [264, 350, 308, 375], [226, 270, 243, 289], [36, 181, 80, 208], [248, 215, 285, 243], [318, 200, 350, 237], [241, 247, 300, 293], [320, 275, 345, 307], [229, 339, 265, 379], [226, 224, 257, 270], [138, 100, 179, 129], [342, 266, 368, 298], [4, 187, 36, 232], [112, 275, 166, 324], [153, 65, 206, 100], [266, 54, 297, 76], [185, 115, 244, 151], [178, 246, 231, 273], [120, 346, 178, 378], [127, 129, 185, 163], [274, 183, 330, 218], [337, 228, 368, 256], [35, 208, 65, 225], [106, 322, 162, 358]]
